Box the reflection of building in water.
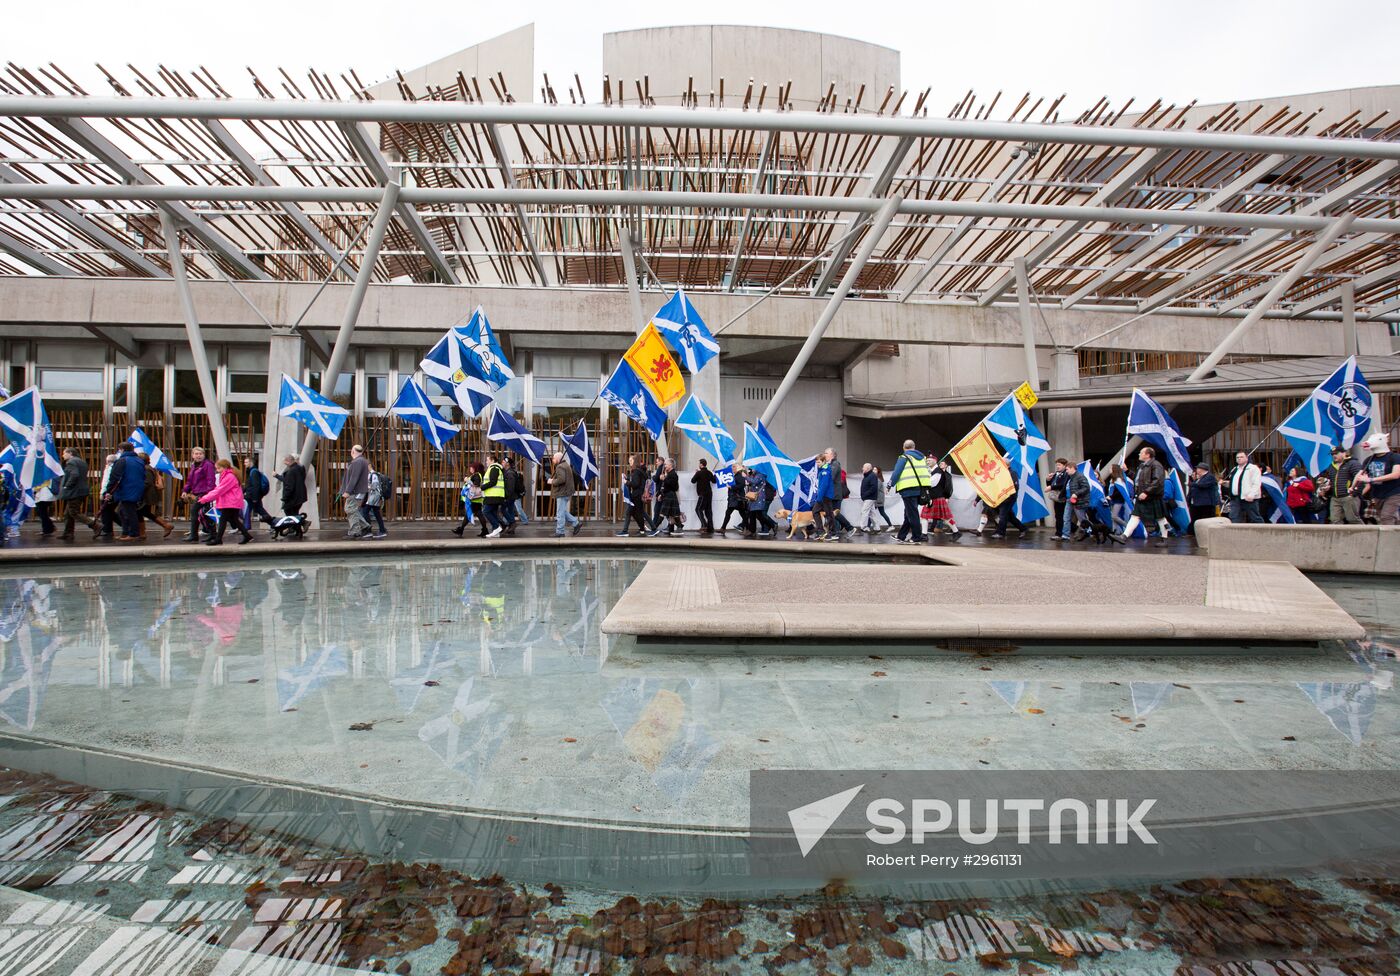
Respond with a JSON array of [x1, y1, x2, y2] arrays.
[[1298, 681, 1377, 746], [600, 679, 720, 801], [0, 578, 59, 731]]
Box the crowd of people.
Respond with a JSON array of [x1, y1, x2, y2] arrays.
[[7, 431, 1399, 547]]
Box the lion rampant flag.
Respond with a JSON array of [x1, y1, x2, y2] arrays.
[[623, 322, 686, 407], [949, 423, 1016, 507]]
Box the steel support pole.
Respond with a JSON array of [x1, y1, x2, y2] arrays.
[[298, 181, 400, 470], [618, 226, 647, 330], [1014, 257, 1051, 490], [760, 195, 902, 427], [160, 211, 232, 463], [1341, 280, 1358, 357], [1186, 213, 1356, 382]]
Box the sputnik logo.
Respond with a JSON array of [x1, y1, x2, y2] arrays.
[[787, 784, 863, 857]]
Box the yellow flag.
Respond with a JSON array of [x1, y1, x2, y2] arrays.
[[1012, 381, 1038, 409], [623, 322, 686, 406], [949, 424, 1016, 508]]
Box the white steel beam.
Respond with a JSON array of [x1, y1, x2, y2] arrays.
[[977, 147, 1169, 306], [9, 97, 1400, 163], [1287, 253, 1400, 317], [485, 123, 551, 286], [761, 195, 902, 426], [49, 117, 270, 280], [337, 121, 458, 284], [1186, 213, 1356, 382], [811, 136, 914, 296], [1215, 232, 1384, 314], [724, 130, 775, 293], [1058, 153, 1287, 309]]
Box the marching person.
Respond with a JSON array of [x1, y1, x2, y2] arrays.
[[1114, 446, 1171, 547], [502, 456, 525, 535], [617, 455, 650, 537], [1047, 459, 1072, 540], [1225, 451, 1264, 524], [1186, 462, 1220, 531], [691, 458, 716, 534], [135, 451, 175, 539], [1284, 466, 1317, 524], [57, 447, 92, 541], [93, 452, 118, 540], [199, 458, 252, 546], [549, 451, 582, 538], [1327, 447, 1363, 525], [480, 453, 513, 539], [925, 459, 962, 540], [888, 439, 931, 545], [859, 463, 884, 533], [340, 443, 371, 539], [275, 454, 307, 520], [363, 460, 389, 539], [1064, 462, 1093, 541], [719, 461, 748, 534], [452, 464, 485, 537], [746, 468, 776, 537], [647, 458, 682, 536], [106, 441, 147, 543], [242, 456, 275, 533], [1356, 433, 1400, 525], [181, 446, 216, 543]]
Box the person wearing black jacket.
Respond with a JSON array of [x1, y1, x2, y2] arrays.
[[617, 455, 651, 536], [1047, 459, 1072, 540], [690, 458, 716, 533], [57, 448, 93, 541], [1064, 465, 1093, 540], [1114, 446, 1171, 547], [502, 457, 524, 535], [858, 463, 883, 533], [275, 455, 308, 518], [1326, 448, 1363, 525], [1186, 462, 1220, 532], [649, 456, 666, 529], [720, 462, 748, 533], [646, 459, 682, 536]]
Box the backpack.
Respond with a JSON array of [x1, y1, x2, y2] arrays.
[[378, 473, 393, 500], [836, 465, 850, 499], [256, 471, 270, 499]]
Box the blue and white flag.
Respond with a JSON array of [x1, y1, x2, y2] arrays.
[[421, 329, 495, 418], [1075, 460, 1113, 528], [651, 289, 718, 374], [129, 427, 182, 480], [278, 374, 348, 440], [0, 444, 36, 520], [1126, 388, 1193, 476], [780, 455, 821, 513], [741, 420, 800, 494], [1163, 469, 1191, 534], [0, 387, 63, 489], [563, 422, 598, 487], [1006, 456, 1051, 524], [1261, 472, 1295, 524], [601, 361, 665, 441], [984, 394, 1050, 471], [454, 306, 515, 389], [674, 394, 736, 463], [1277, 356, 1373, 477], [390, 377, 459, 451], [486, 408, 546, 465]]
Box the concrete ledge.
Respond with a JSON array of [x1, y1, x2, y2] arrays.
[[1196, 517, 1400, 575]]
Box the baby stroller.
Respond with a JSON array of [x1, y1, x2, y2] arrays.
[[270, 513, 310, 540]]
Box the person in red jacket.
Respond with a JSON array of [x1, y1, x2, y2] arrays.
[[1284, 466, 1317, 524], [198, 458, 252, 546]]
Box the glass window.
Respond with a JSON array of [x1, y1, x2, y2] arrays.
[[8, 365, 25, 396], [174, 369, 205, 409], [112, 367, 130, 409], [366, 374, 389, 410], [229, 373, 266, 395], [493, 376, 524, 414], [306, 372, 354, 410], [39, 368, 104, 394], [136, 369, 164, 414], [533, 378, 597, 402]]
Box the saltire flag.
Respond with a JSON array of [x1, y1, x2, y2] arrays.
[[1075, 460, 1114, 528], [741, 420, 800, 494], [948, 424, 1016, 508], [1126, 388, 1193, 476], [486, 408, 547, 465], [129, 427, 182, 480], [674, 394, 736, 463], [421, 329, 495, 417], [1276, 356, 1373, 477], [780, 455, 821, 513], [651, 289, 719, 374], [0, 387, 63, 489], [0, 444, 35, 524], [278, 374, 348, 440], [455, 306, 515, 388], [601, 361, 665, 441], [1005, 455, 1052, 524], [390, 377, 459, 451], [1260, 472, 1295, 524], [1163, 469, 1191, 534], [622, 322, 686, 407], [563, 421, 598, 487], [983, 394, 1050, 471], [1281, 450, 1307, 477]]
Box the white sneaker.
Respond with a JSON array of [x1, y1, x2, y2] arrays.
[[486, 527, 502, 539]]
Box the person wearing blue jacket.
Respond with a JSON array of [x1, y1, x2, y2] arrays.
[[887, 439, 931, 544], [105, 441, 148, 542]]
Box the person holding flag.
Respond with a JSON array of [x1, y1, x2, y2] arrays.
[[1113, 446, 1172, 547], [56, 446, 93, 540]]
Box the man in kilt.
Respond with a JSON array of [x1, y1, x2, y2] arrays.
[[921, 458, 962, 539], [1113, 446, 1172, 548]]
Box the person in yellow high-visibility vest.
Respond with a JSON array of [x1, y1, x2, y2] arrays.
[[480, 454, 511, 539], [887, 438, 931, 544]]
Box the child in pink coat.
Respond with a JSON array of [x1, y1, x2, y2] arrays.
[[198, 458, 252, 545]]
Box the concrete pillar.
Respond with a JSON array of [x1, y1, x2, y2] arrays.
[[260, 330, 313, 525], [1341, 281, 1359, 357], [1047, 350, 1084, 463]]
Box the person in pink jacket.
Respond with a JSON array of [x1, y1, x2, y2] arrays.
[[198, 458, 252, 546]]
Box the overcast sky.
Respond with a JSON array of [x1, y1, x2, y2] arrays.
[[8, 0, 1397, 113]]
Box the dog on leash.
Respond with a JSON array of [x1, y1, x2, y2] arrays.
[[774, 508, 816, 540], [1073, 519, 1117, 545], [270, 513, 310, 540]]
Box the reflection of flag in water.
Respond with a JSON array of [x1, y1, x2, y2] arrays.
[[1130, 682, 1175, 719], [418, 677, 514, 781], [0, 625, 59, 731], [277, 645, 348, 712], [1298, 681, 1375, 746], [147, 597, 182, 639], [987, 680, 1032, 711], [780, 456, 820, 513], [600, 680, 720, 801], [560, 588, 599, 656], [389, 639, 458, 714], [0, 578, 35, 642]]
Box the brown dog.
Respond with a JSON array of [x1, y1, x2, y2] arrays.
[[774, 508, 815, 539]]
